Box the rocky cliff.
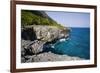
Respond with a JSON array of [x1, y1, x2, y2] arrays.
[[21, 25, 84, 63], [22, 25, 69, 41], [21, 10, 83, 63], [21, 25, 69, 54]]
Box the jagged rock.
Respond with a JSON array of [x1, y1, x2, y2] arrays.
[[31, 40, 46, 54], [21, 39, 46, 55], [32, 52, 84, 62], [22, 52, 84, 63], [21, 25, 71, 63], [23, 25, 70, 42], [21, 40, 29, 56], [21, 25, 70, 54]]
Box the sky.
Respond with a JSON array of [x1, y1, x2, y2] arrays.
[[46, 11, 90, 28]]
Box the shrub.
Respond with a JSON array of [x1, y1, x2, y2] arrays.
[[21, 10, 64, 29]]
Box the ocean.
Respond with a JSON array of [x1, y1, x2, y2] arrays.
[[50, 28, 90, 59]]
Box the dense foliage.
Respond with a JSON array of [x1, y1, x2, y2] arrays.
[[21, 10, 64, 29]]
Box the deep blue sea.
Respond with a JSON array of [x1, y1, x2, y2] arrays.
[[51, 28, 90, 59]]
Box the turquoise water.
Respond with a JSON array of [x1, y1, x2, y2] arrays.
[[52, 28, 90, 59]]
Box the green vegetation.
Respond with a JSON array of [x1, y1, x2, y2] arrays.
[[21, 10, 64, 29]]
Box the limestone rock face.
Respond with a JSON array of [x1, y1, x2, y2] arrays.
[[23, 25, 69, 42], [21, 25, 71, 63], [21, 25, 70, 55]]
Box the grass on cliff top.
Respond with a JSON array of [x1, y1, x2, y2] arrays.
[[21, 11, 65, 29]]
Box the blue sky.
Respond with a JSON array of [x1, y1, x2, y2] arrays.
[[46, 11, 90, 28]]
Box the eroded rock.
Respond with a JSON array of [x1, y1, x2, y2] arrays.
[[22, 52, 84, 63], [21, 25, 72, 63], [23, 25, 70, 42]]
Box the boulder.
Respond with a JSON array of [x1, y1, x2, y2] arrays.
[[21, 39, 46, 55], [31, 40, 45, 54]]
